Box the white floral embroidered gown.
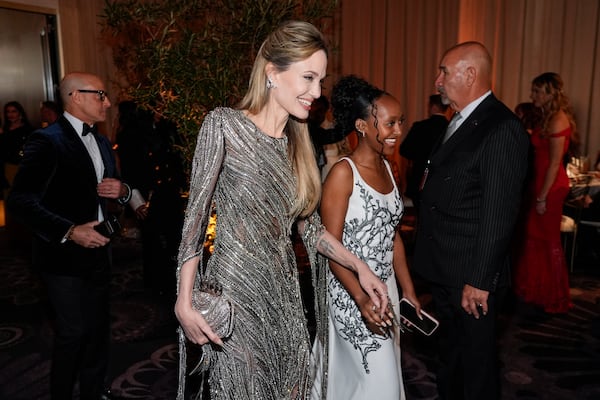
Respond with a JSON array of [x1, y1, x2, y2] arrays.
[[323, 157, 405, 400]]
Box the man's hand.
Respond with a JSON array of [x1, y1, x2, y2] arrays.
[[97, 178, 125, 199], [69, 221, 111, 248], [461, 284, 489, 319]]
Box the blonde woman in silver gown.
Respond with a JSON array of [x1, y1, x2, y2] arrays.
[[174, 21, 391, 400]]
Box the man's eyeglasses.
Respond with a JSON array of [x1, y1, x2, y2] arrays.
[[69, 89, 108, 102]]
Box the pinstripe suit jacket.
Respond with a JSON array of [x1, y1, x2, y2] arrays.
[[413, 94, 530, 292]]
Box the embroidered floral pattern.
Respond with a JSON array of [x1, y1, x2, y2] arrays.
[[328, 158, 403, 373]]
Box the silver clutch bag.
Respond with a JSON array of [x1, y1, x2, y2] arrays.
[[191, 281, 234, 338]]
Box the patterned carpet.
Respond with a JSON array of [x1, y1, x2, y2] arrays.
[[0, 231, 599, 399]]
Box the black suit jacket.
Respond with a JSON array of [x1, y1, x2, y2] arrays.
[[400, 114, 449, 201], [7, 116, 120, 276], [413, 94, 529, 292]]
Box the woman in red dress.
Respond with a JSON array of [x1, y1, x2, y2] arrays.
[[514, 72, 577, 313]]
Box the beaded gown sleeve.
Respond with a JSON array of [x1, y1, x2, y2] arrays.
[[176, 109, 225, 399], [301, 213, 329, 399], [177, 107, 316, 400]]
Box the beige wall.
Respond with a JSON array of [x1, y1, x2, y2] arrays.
[[1, 0, 118, 138], [0, 0, 56, 12], [56, 0, 118, 139], [338, 0, 600, 165], [3, 0, 600, 162]]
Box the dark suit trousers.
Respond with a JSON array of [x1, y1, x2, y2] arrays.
[[430, 284, 505, 400], [42, 270, 111, 400]]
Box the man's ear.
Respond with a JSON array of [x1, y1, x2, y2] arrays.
[[69, 90, 79, 105], [465, 66, 476, 87]]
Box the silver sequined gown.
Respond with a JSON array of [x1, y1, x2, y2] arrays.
[[177, 107, 321, 400]]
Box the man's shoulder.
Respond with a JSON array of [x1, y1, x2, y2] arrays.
[[41, 122, 64, 136], [476, 94, 516, 120], [471, 96, 528, 148], [37, 117, 71, 137]]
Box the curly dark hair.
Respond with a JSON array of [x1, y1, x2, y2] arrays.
[[331, 75, 385, 136]]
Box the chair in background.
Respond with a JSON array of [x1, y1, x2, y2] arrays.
[[560, 213, 577, 272], [562, 178, 600, 272]]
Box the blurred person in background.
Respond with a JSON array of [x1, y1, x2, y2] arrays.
[[41, 100, 62, 128], [400, 94, 449, 211], [513, 72, 576, 314], [2, 101, 34, 189]]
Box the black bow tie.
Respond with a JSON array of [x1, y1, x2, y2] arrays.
[[82, 123, 97, 136]]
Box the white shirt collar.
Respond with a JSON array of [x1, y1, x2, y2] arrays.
[[457, 90, 492, 121], [63, 111, 94, 138]]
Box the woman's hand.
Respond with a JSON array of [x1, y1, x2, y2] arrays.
[[535, 199, 547, 215], [311, 226, 390, 313], [174, 297, 223, 346], [357, 296, 392, 336], [176, 257, 223, 345], [402, 293, 422, 318], [354, 264, 390, 315], [397, 294, 423, 330]]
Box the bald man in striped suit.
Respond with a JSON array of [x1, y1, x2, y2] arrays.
[[413, 42, 529, 400]]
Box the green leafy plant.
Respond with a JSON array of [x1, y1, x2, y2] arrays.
[[101, 0, 337, 174]]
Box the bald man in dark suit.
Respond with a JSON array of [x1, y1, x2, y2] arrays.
[[8, 72, 130, 399], [413, 42, 529, 400]]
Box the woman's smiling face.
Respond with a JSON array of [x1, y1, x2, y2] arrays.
[[268, 49, 328, 120], [363, 94, 405, 156]]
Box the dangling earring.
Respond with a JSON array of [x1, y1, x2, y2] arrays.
[[266, 77, 276, 89], [357, 129, 365, 138]]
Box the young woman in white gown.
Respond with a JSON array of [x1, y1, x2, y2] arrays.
[[312, 75, 422, 399]]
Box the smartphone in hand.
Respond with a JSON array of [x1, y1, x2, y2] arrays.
[[399, 298, 439, 336], [93, 215, 121, 238]]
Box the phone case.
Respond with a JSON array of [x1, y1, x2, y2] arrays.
[[93, 215, 121, 238], [399, 298, 439, 336]]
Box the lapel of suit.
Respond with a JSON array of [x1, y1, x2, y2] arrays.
[[94, 133, 114, 178], [430, 94, 497, 163]]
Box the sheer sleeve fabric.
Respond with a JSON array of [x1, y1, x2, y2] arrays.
[[176, 109, 225, 400], [300, 213, 329, 399], [176, 109, 225, 287]]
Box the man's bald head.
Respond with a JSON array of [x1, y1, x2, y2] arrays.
[[448, 42, 492, 88], [60, 72, 111, 125], [435, 41, 493, 111]]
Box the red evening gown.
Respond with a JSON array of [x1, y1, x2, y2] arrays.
[[513, 126, 573, 313]]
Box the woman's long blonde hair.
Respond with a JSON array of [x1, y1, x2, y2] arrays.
[[532, 72, 579, 154], [238, 20, 327, 218]]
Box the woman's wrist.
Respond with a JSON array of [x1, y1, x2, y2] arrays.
[[536, 197, 546, 203]]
